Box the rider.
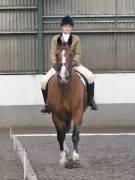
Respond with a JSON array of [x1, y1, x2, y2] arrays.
[[41, 15, 98, 113]]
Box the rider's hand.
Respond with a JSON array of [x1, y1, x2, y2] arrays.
[[72, 60, 78, 67], [53, 63, 61, 71]]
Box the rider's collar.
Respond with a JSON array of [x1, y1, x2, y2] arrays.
[[62, 33, 70, 42]]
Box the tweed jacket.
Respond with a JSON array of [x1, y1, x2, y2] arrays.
[[50, 34, 81, 65]]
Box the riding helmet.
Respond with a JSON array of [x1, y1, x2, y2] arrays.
[[61, 15, 74, 27]]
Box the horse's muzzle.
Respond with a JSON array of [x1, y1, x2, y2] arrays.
[[59, 78, 69, 84]]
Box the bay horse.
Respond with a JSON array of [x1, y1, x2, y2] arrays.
[[47, 38, 88, 168]]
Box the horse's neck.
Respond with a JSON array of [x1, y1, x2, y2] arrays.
[[58, 70, 78, 92]]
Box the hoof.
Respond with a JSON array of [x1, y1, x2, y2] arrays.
[[72, 159, 81, 168], [65, 159, 81, 169], [59, 159, 67, 167], [65, 158, 73, 169]]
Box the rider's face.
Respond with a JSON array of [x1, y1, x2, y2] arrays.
[[62, 24, 72, 34]]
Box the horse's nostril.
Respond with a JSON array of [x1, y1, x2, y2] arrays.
[[66, 76, 69, 80], [60, 80, 65, 84]]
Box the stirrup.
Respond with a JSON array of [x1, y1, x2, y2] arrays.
[[41, 104, 50, 114]]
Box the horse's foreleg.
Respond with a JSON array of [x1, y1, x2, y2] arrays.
[[57, 130, 68, 166], [63, 141, 69, 157], [57, 130, 65, 151], [72, 125, 80, 161]]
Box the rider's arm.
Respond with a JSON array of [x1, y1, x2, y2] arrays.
[[50, 36, 57, 65], [73, 35, 81, 65]]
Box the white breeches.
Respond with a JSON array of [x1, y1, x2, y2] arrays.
[[74, 65, 94, 84], [41, 65, 95, 90], [41, 68, 56, 90]]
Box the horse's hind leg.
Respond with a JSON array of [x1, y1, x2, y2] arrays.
[[72, 124, 80, 161], [57, 129, 68, 166]]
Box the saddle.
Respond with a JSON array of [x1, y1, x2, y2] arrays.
[[47, 71, 87, 91], [75, 71, 88, 89]]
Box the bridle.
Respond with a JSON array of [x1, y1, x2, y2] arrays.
[[55, 47, 73, 84]]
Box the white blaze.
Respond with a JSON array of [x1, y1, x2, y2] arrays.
[[61, 50, 66, 63], [59, 50, 67, 82]]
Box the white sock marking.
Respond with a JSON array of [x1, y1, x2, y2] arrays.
[[59, 150, 67, 166], [63, 141, 69, 156], [72, 150, 79, 161]]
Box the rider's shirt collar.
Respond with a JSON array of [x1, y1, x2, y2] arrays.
[[62, 33, 70, 42]]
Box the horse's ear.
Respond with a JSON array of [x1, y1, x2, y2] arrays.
[[57, 36, 62, 47], [67, 34, 72, 47]]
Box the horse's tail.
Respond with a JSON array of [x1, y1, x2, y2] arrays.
[[64, 118, 71, 133]]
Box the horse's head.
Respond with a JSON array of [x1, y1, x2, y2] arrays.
[[54, 38, 73, 84]]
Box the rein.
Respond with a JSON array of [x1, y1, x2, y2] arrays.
[[53, 63, 72, 72]]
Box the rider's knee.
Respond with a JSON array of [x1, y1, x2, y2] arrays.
[[41, 77, 47, 90], [87, 73, 95, 84]]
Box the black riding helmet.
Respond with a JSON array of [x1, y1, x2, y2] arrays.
[[61, 15, 74, 27]]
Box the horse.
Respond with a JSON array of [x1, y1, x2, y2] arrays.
[[47, 39, 88, 168]]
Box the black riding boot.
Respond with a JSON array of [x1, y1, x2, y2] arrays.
[[87, 83, 98, 110], [41, 89, 50, 113]]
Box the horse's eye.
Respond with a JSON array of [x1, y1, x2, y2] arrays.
[[65, 63, 70, 69], [58, 64, 62, 71], [68, 64, 72, 69], [53, 63, 62, 71]]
